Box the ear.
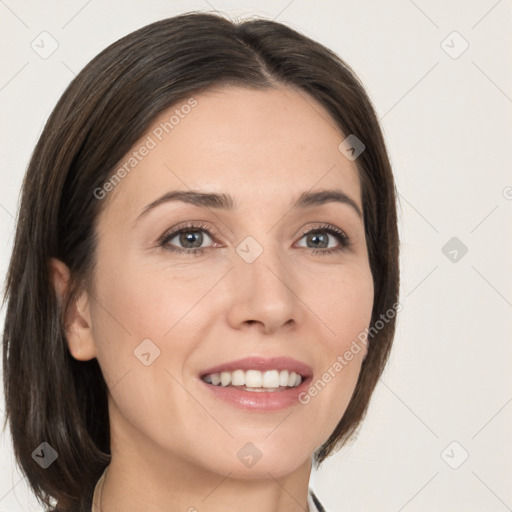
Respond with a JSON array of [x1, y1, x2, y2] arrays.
[[49, 257, 97, 361]]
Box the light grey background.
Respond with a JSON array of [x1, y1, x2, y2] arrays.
[[1, 0, 511, 510]]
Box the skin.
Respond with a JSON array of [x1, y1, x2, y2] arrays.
[[51, 84, 374, 511]]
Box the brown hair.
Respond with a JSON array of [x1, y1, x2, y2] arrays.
[[2, 11, 399, 512]]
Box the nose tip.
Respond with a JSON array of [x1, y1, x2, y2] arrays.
[[227, 247, 299, 334]]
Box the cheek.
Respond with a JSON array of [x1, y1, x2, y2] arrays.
[[88, 255, 221, 401], [91, 254, 206, 342], [308, 262, 374, 350], [299, 264, 373, 441], [87, 260, 208, 453]]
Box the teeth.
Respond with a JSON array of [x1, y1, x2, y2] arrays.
[[220, 371, 231, 387], [231, 369, 245, 386], [203, 369, 303, 389], [262, 370, 280, 388], [245, 370, 262, 387]]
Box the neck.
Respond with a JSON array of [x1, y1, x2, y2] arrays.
[[100, 456, 312, 512], [100, 410, 313, 511]]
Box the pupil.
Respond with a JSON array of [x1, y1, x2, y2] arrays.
[[181, 231, 203, 248], [309, 233, 327, 248]]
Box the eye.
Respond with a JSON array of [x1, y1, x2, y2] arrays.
[[158, 222, 216, 256], [296, 225, 351, 255], [158, 222, 351, 256]]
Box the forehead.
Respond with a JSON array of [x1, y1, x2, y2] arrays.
[[102, 84, 362, 219]]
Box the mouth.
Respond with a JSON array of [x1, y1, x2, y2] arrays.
[[202, 369, 304, 392], [198, 356, 312, 409]]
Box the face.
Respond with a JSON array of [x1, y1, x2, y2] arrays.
[[72, 85, 374, 479]]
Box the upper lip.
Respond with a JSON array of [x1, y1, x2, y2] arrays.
[[200, 356, 313, 379]]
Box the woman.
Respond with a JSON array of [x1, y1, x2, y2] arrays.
[[2, 12, 399, 512]]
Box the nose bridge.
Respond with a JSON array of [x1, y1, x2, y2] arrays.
[[228, 232, 298, 332]]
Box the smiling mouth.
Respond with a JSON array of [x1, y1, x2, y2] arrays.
[[201, 369, 303, 392]]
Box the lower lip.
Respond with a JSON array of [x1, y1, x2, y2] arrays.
[[199, 377, 311, 411]]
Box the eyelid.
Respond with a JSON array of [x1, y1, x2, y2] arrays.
[[157, 221, 219, 246]]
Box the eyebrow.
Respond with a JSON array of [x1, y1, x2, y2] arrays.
[[135, 188, 363, 224]]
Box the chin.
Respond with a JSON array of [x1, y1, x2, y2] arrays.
[[190, 436, 314, 480]]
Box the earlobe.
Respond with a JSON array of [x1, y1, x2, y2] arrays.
[[49, 257, 97, 361]]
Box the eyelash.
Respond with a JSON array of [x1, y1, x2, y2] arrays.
[[157, 221, 351, 257]]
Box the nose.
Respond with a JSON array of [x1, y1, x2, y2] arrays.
[[225, 239, 299, 335]]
